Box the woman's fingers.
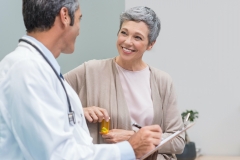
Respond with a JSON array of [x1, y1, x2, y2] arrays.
[[84, 112, 93, 122], [101, 129, 135, 143], [102, 134, 112, 139], [99, 108, 110, 122], [83, 106, 109, 123]]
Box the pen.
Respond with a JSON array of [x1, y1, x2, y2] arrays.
[[184, 113, 190, 123], [132, 123, 142, 129], [183, 113, 190, 128]]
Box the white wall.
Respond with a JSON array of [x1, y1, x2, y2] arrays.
[[0, 0, 124, 74], [126, 0, 240, 156], [0, 1, 25, 60]]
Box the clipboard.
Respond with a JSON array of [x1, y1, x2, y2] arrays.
[[138, 123, 195, 160]]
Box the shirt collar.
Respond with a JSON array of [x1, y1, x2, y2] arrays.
[[21, 35, 61, 75]]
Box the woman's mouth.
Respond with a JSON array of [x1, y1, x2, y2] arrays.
[[122, 47, 135, 54]]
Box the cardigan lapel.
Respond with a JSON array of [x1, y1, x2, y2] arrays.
[[111, 59, 133, 130], [149, 66, 163, 127]]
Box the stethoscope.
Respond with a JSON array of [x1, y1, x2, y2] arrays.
[[19, 38, 76, 126]]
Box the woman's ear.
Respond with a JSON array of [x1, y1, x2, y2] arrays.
[[147, 41, 156, 50]]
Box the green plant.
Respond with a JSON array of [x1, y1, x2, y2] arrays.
[[181, 110, 199, 122]]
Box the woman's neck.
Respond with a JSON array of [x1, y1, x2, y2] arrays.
[[115, 56, 147, 71]]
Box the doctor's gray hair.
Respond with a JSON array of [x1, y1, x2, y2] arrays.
[[22, 0, 79, 32], [119, 6, 161, 44]]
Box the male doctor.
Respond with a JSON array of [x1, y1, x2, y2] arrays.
[[0, 0, 162, 159]]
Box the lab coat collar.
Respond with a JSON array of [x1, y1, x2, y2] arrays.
[[21, 35, 61, 75]]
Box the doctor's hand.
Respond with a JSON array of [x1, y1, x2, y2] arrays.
[[101, 129, 135, 143], [83, 106, 109, 123], [128, 125, 162, 159]]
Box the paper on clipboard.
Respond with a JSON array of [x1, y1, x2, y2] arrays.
[[139, 123, 195, 160]]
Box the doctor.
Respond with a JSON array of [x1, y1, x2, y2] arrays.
[[0, 0, 162, 160]]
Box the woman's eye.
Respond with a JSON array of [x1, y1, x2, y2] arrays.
[[135, 36, 142, 40], [121, 31, 127, 35]]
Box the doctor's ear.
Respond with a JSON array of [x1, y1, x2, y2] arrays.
[[147, 41, 156, 50], [59, 7, 70, 26]]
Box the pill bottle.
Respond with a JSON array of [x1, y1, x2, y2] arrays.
[[100, 118, 110, 134]]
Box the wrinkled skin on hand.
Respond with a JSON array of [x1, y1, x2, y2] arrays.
[[101, 129, 135, 143]]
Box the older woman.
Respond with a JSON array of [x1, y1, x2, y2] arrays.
[[64, 6, 185, 160]]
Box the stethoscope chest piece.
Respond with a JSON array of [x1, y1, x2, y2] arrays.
[[68, 112, 76, 126]]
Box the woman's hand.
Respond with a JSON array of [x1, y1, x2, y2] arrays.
[[101, 129, 135, 143], [83, 106, 109, 123]]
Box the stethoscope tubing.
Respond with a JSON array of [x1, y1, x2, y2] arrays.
[[18, 38, 75, 125]]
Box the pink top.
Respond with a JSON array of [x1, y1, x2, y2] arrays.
[[115, 63, 153, 129]]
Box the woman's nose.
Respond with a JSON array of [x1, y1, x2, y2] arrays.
[[124, 36, 133, 45]]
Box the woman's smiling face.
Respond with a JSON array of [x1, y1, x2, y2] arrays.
[[116, 20, 154, 63]]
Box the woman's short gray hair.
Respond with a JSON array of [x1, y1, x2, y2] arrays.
[[119, 6, 161, 44]]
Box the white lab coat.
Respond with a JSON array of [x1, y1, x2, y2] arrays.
[[0, 36, 135, 160]]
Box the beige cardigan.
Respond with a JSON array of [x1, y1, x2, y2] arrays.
[[64, 58, 185, 160]]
